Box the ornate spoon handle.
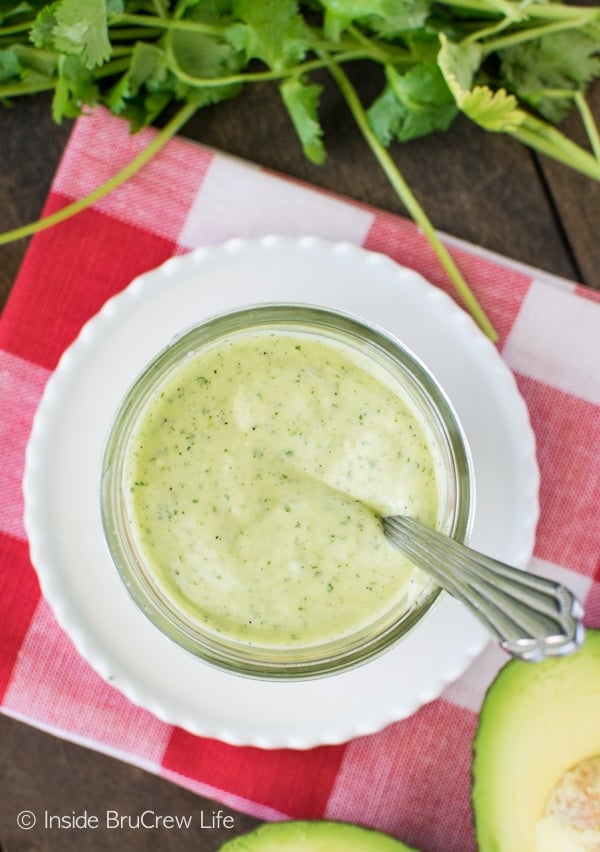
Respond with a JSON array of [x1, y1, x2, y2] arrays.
[[383, 516, 584, 662]]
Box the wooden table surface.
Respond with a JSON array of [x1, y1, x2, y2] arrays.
[[1, 65, 599, 852]]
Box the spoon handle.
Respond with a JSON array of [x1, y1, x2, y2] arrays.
[[383, 516, 584, 662]]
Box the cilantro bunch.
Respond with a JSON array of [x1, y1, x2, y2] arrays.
[[1, 0, 600, 340]]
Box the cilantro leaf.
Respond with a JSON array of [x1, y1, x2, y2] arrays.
[[0, 42, 58, 105], [30, 4, 59, 51], [169, 29, 243, 79], [170, 0, 247, 74], [499, 30, 600, 123], [321, 0, 430, 41], [280, 75, 325, 164], [53, 0, 111, 69], [459, 85, 526, 132], [437, 34, 480, 94], [123, 42, 168, 95], [232, 0, 310, 70], [173, 0, 233, 21], [368, 63, 457, 144], [157, 4, 247, 117], [105, 41, 170, 120], [52, 53, 99, 122], [438, 33, 525, 132], [0, 48, 21, 84]]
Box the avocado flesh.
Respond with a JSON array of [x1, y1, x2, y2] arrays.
[[535, 814, 600, 852], [218, 819, 418, 851], [472, 628, 600, 852]]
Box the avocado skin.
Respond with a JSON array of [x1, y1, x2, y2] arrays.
[[472, 628, 600, 852], [218, 819, 419, 850]]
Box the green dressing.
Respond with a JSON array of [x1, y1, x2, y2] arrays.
[[124, 331, 441, 648]]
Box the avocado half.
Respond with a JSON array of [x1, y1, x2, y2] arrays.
[[472, 627, 600, 851], [218, 819, 418, 851]]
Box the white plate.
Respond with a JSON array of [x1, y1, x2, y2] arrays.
[[23, 236, 539, 749]]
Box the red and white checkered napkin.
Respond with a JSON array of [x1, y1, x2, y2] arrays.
[[1, 106, 599, 851]]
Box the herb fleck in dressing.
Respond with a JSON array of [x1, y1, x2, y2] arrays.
[[125, 331, 441, 648]]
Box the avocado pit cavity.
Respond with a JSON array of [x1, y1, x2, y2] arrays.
[[537, 755, 600, 850]]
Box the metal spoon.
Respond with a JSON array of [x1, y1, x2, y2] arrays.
[[383, 515, 584, 662]]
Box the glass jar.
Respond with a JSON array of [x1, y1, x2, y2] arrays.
[[101, 304, 473, 679]]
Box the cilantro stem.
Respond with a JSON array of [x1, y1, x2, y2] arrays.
[[509, 115, 600, 181], [460, 17, 513, 47], [109, 27, 164, 42], [432, 0, 526, 19], [505, 3, 598, 23], [0, 100, 198, 246], [0, 80, 55, 98], [108, 13, 226, 36], [109, 46, 134, 58], [346, 25, 403, 65], [575, 93, 600, 162], [151, 0, 168, 16], [329, 63, 498, 342], [482, 18, 596, 54], [0, 21, 32, 36], [435, 0, 597, 24], [519, 90, 600, 162], [166, 50, 371, 89]]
